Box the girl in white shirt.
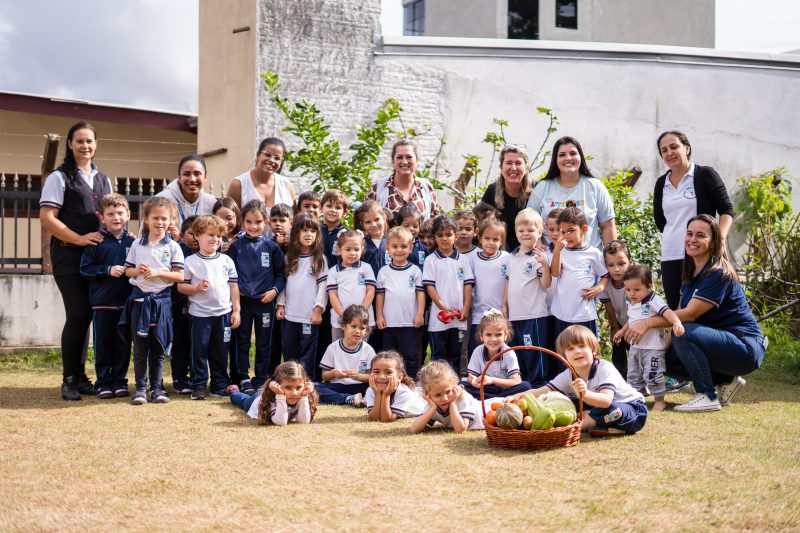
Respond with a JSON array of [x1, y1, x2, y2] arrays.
[[230, 361, 318, 425]]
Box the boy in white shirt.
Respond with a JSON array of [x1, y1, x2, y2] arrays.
[[599, 240, 632, 377]]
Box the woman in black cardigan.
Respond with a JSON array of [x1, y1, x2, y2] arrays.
[[653, 131, 733, 309]]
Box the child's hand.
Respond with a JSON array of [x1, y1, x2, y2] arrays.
[[458, 306, 469, 321], [221, 241, 231, 253], [612, 329, 624, 345], [376, 316, 387, 330], [196, 279, 210, 293], [673, 321, 685, 337], [385, 375, 399, 395], [554, 238, 567, 252], [275, 305, 285, 320], [483, 375, 495, 386], [413, 313, 424, 328], [571, 378, 587, 397], [142, 265, 161, 280], [448, 385, 462, 407], [424, 393, 438, 410], [581, 285, 602, 300], [302, 380, 315, 396], [261, 290, 277, 304], [230, 311, 241, 329], [109, 265, 125, 278], [334, 368, 349, 379], [368, 373, 379, 392], [275, 232, 289, 246], [137, 262, 152, 277], [268, 381, 283, 395], [467, 374, 479, 387], [534, 248, 549, 268], [310, 307, 323, 325], [167, 223, 180, 241]]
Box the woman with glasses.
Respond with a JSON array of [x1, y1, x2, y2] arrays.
[[527, 136, 616, 250], [227, 137, 296, 210], [479, 144, 532, 251]]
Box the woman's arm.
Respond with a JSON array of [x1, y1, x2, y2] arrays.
[[40, 207, 102, 247], [225, 179, 242, 211], [599, 218, 617, 245], [624, 299, 713, 344]]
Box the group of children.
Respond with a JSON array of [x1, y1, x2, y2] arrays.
[[80, 148, 687, 436]]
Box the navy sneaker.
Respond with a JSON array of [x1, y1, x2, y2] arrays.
[[665, 377, 691, 393], [114, 386, 130, 398], [96, 386, 114, 400], [191, 386, 206, 400], [173, 381, 192, 395], [151, 389, 170, 404], [240, 380, 256, 395], [209, 389, 227, 398], [131, 390, 148, 405]]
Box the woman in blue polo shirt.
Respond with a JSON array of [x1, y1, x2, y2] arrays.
[[624, 214, 765, 412]]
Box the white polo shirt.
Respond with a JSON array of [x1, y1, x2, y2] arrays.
[[422, 250, 474, 332], [327, 261, 376, 328], [466, 344, 521, 380], [182, 252, 237, 317], [124, 235, 184, 294], [281, 254, 328, 324], [551, 245, 607, 323], [661, 164, 697, 261], [319, 339, 377, 385], [376, 262, 424, 328], [506, 247, 549, 321], [599, 280, 629, 326], [426, 392, 484, 430], [548, 359, 644, 404], [470, 250, 509, 324], [365, 383, 427, 417], [627, 292, 670, 350]]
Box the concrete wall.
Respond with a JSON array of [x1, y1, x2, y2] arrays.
[[423, 0, 506, 39], [197, 0, 258, 189], [0, 275, 64, 350]]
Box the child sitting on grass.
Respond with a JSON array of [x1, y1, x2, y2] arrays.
[[525, 325, 648, 437], [409, 360, 483, 433], [230, 361, 318, 425], [366, 350, 426, 422], [316, 305, 375, 407]]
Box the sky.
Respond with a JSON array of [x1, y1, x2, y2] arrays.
[[0, 0, 797, 115]]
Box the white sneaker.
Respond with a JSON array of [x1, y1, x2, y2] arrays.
[[674, 393, 721, 412], [718, 376, 746, 406]]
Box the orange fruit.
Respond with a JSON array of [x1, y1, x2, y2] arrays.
[[486, 410, 497, 426], [491, 401, 502, 411]]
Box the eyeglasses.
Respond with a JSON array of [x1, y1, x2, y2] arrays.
[[258, 151, 283, 162]]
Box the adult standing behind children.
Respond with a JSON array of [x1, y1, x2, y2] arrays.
[[624, 215, 765, 412], [227, 137, 296, 211], [366, 139, 441, 221], [40, 122, 113, 400], [479, 144, 532, 251], [157, 155, 218, 227], [652, 131, 734, 310], [527, 136, 617, 250]]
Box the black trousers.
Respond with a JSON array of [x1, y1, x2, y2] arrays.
[[54, 273, 92, 378], [661, 259, 683, 311]]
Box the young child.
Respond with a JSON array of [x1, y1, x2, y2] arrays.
[[230, 361, 318, 425], [550, 204, 609, 339], [472, 201, 499, 227], [600, 240, 632, 377], [296, 190, 321, 219], [396, 204, 428, 268], [454, 210, 479, 257], [169, 214, 199, 395], [320, 189, 350, 268], [613, 265, 684, 411], [316, 305, 375, 406], [276, 213, 328, 380], [119, 197, 185, 405], [543, 207, 563, 311], [366, 350, 426, 422], [228, 200, 286, 393], [212, 197, 241, 252], [423, 215, 474, 373], [529, 325, 648, 437], [355, 199, 389, 277], [178, 215, 241, 399], [468, 219, 510, 356], [504, 208, 552, 385], [179, 215, 199, 256], [269, 203, 293, 252], [419, 218, 435, 252], [327, 230, 376, 339], [79, 193, 134, 398], [410, 360, 484, 433], [463, 310, 532, 399], [375, 226, 425, 378]]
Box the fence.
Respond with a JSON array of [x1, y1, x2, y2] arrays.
[[0, 173, 228, 274]]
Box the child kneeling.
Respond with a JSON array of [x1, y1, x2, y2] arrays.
[[316, 305, 375, 407], [410, 360, 484, 433], [230, 361, 318, 425], [528, 325, 648, 437]]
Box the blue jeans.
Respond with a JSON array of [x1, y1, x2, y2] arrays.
[[230, 391, 259, 412], [315, 382, 368, 404], [463, 380, 532, 400], [667, 323, 765, 400]]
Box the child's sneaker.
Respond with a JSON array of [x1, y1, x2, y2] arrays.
[[226, 384, 240, 396], [345, 393, 364, 407], [674, 393, 721, 412], [151, 389, 170, 404], [191, 386, 206, 400], [665, 377, 691, 393], [718, 376, 746, 406], [240, 380, 256, 395], [209, 389, 227, 398], [114, 386, 130, 398], [131, 390, 148, 405], [96, 386, 113, 400], [173, 381, 192, 395]]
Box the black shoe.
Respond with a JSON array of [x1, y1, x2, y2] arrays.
[[76, 373, 96, 395], [61, 376, 81, 401], [191, 386, 206, 400], [173, 380, 192, 395]]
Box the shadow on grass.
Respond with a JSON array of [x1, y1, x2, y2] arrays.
[[0, 387, 121, 410], [439, 428, 611, 456], [349, 425, 415, 438]]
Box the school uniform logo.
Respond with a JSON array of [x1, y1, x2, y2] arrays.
[[306, 267, 314, 278], [523, 334, 532, 346], [418, 250, 425, 263], [358, 273, 366, 286], [500, 264, 507, 277], [223, 327, 232, 343], [642, 303, 651, 314], [583, 260, 593, 274], [125, 247, 131, 256], [262, 313, 271, 327], [385, 251, 392, 264], [458, 330, 464, 341], [302, 323, 312, 335], [358, 360, 368, 374], [159, 249, 170, 265], [684, 186, 696, 199], [261, 252, 270, 267], [457, 267, 464, 281], [408, 275, 415, 288], [524, 262, 534, 277]]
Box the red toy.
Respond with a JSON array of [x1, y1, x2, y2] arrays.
[[437, 310, 462, 324]]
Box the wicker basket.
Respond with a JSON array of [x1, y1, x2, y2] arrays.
[[480, 345, 583, 450]]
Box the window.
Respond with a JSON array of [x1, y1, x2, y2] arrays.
[[508, 0, 539, 40], [403, 0, 425, 36], [555, 0, 577, 29]]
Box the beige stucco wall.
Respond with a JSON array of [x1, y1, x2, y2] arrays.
[[197, 0, 258, 193]]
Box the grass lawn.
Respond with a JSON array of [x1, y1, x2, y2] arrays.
[[1, 354, 798, 532]]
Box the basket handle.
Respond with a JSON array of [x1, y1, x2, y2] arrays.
[[478, 345, 584, 422]]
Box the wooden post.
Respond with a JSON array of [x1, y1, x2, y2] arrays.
[[40, 134, 60, 274]]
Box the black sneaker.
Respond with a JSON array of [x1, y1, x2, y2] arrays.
[[114, 386, 130, 398], [131, 390, 148, 405], [61, 376, 81, 401], [240, 379, 256, 395], [96, 386, 114, 400], [191, 386, 206, 400], [151, 389, 170, 404], [173, 381, 192, 395], [76, 373, 96, 395]]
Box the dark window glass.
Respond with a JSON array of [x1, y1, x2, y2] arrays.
[[403, 0, 425, 36], [555, 0, 577, 29], [508, 0, 539, 40]]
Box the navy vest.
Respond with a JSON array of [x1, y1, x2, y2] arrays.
[[51, 170, 111, 274]]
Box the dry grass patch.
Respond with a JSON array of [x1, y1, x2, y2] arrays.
[[1, 365, 798, 532]]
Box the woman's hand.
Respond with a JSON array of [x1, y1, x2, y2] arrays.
[[78, 231, 104, 247], [623, 320, 651, 345]]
